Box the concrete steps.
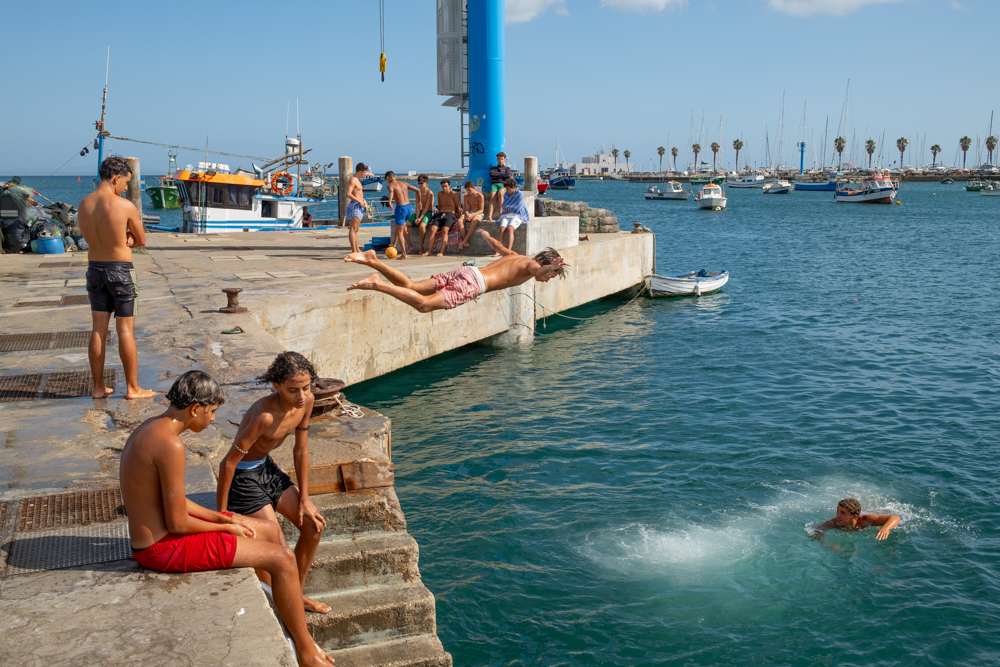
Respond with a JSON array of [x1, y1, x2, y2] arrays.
[[304, 532, 419, 595], [306, 583, 438, 651], [325, 633, 452, 667], [279, 488, 406, 544]]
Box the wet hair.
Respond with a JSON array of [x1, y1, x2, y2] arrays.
[[464, 180, 474, 189], [385, 170, 395, 179], [417, 174, 428, 184], [355, 163, 368, 173], [440, 179, 450, 187], [496, 152, 507, 159], [533, 248, 568, 278], [166, 371, 225, 410], [99, 156, 131, 181], [259, 351, 317, 385], [503, 178, 517, 189], [838, 498, 862, 516]]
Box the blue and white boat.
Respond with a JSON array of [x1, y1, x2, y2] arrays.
[[834, 173, 897, 204], [792, 173, 838, 191], [361, 175, 384, 192], [548, 169, 576, 190]]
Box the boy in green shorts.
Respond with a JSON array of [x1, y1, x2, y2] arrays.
[[486, 152, 513, 221], [408, 174, 434, 254]]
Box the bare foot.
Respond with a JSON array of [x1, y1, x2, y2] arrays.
[[344, 249, 377, 264], [304, 595, 332, 614], [296, 641, 336, 667], [458, 242, 470, 249], [579, 234, 591, 241], [347, 273, 382, 291], [420, 251, 430, 256], [125, 388, 156, 400], [435, 251, 445, 257], [397, 254, 407, 260], [92, 387, 113, 399], [490, 253, 501, 258]]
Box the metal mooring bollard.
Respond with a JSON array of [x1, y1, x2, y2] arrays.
[[220, 288, 248, 314]]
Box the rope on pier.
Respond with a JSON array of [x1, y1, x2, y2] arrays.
[[496, 282, 649, 338]]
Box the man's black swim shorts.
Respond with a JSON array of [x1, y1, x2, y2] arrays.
[[226, 455, 295, 515], [86, 261, 138, 317]]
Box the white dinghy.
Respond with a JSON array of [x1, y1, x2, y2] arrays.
[[648, 269, 729, 297]]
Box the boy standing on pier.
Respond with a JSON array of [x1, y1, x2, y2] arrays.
[[120, 370, 334, 667], [345, 163, 369, 254], [426, 179, 462, 257], [408, 175, 434, 255], [217, 352, 330, 615], [385, 171, 418, 258], [77, 155, 155, 401], [459, 181, 484, 249], [486, 152, 512, 221]]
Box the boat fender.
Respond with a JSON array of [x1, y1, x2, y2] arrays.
[[694, 283, 701, 297], [271, 171, 294, 196]]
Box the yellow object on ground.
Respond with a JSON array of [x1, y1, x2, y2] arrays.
[[385, 247, 398, 258]]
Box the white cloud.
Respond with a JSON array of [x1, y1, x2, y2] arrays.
[[765, 0, 903, 17], [506, 0, 568, 24], [599, 0, 687, 10]]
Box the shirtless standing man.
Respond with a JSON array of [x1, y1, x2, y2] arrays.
[[345, 229, 567, 312], [385, 171, 418, 258], [459, 181, 485, 250], [77, 156, 155, 400], [120, 371, 334, 667], [345, 163, 369, 254], [409, 175, 435, 255], [426, 179, 463, 257]]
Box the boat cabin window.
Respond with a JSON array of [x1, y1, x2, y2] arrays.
[[184, 181, 200, 205], [211, 186, 226, 206], [261, 201, 275, 218]]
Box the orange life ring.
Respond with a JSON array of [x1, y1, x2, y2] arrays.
[[271, 171, 294, 196]]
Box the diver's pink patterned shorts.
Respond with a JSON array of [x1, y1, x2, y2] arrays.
[[432, 266, 485, 309]]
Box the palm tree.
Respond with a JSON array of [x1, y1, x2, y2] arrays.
[[896, 137, 908, 171], [623, 149, 631, 170], [960, 136, 972, 168], [657, 146, 666, 173], [611, 148, 620, 170], [732, 139, 744, 170], [865, 139, 876, 169], [692, 143, 701, 171], [931, 144, 941, 167], [987, 136, 998, 165], [710, 142, 720, 171], [671, 147, 679, 173], [834, 136, 846, 169]]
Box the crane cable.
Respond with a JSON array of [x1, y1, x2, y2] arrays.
[[379, 0, 386, 82]]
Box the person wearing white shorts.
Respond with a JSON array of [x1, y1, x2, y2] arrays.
[[496, 178, 531, 255]]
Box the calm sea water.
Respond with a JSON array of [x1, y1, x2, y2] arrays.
[[347, 180, 1000, 666], [14, 176, 999, 665]]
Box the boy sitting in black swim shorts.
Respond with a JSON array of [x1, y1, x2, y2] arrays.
[[216, 351, 330, 614]]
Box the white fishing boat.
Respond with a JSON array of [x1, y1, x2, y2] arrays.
[[981, 182, 1000, 196], [648, 270, 729, 297], [726, 171, 768, 189], [695, 183, 727, 210], [361, 175, 385, 192], [834, 173, 897, 204], [644, 182, 690, 200], [762, 179, 793, 194]]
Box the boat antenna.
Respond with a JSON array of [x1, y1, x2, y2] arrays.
[[296, 97, 300, 136], [285, 102, 290, 139], [94, 46, 111, 178]]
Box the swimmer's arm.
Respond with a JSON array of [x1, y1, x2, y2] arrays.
[[216, 412, 273, 512], [293, 397, 325, 532], [158, 440, 253, 538], [863, 514, 900, 540], [809, 520, 842, 552], [529, 257, 566, 278], [124, 198, 146, 248]]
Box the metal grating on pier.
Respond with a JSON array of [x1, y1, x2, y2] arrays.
[[13, 296, 91, 308], [0, 330, 92, 352], [60, 295, 90, 306], [4, 522, 131, 575], [0, 369, 115, 402], [17, 488, 126, 532]]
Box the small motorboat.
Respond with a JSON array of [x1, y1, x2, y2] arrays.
[[981, 182, 1000, 196], [762, 179, 794, 194], [966, 180, 987, 192], [644, 182, 690, 200], [695, 183, 727, 210], [834, 173, 897, 204], [648, 269, 729, 297], [940, 177, 955, 185]]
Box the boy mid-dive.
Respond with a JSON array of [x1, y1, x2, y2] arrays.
[[813, 498, 900, 545], [345, 229, 567, 312], [119, 371, 334, 667], [217, 352, 330, 615]]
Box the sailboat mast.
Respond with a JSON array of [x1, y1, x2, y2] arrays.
[[95, 46, 110, 177]]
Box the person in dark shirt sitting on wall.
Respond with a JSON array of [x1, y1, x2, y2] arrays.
[[486, 152, 512, 221]]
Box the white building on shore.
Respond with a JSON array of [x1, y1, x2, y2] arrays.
[[557, 148, 635, 176]]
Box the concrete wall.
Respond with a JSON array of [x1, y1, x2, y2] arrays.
[[254, 232, 653, 387]]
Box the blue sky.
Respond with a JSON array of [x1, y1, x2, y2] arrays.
[[3, 0, 996, 175]]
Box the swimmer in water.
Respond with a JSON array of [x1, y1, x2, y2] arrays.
[[812, 498, 900, 547]]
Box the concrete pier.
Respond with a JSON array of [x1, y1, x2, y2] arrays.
[[0, 216, 651, 665]]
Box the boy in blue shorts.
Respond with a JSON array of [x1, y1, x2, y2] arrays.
[[345, 162, 369, 253], [385, 171, 418, 258]]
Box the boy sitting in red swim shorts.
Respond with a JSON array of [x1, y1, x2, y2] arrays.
[[120, 370, 334, 667], [344, 229, 568, 312]]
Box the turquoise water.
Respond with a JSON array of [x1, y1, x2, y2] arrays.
[[348, 181, 1000, 665]]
